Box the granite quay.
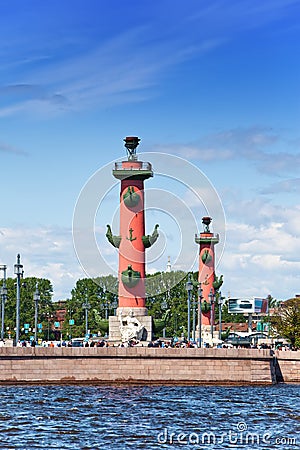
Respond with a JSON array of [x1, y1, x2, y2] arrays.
[[0, 347, 298, 385]]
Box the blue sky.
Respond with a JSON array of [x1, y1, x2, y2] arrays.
[[0, 0, 300, 301]]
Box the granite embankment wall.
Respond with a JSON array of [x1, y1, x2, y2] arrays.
[[274, 350, 300, 383], [0, 347, 281, 385]]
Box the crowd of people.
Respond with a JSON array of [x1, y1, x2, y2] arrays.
[[0, 338, 298, 350], [7, 339, 110, 348]]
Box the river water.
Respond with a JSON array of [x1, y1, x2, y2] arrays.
[[0, 384, 299, 449]]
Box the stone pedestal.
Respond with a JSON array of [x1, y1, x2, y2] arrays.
[[109, 313, 152, 343], [117, 307, 148, 316], [197, 325, 221, 347]]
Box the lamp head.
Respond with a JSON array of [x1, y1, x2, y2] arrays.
[[124, 136, 140, 160], [202, 216, 212, 232]]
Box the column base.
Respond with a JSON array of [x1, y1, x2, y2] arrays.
[[116, 306, 148, 316], [196, 324, 221, 347]]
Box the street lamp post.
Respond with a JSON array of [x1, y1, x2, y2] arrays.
[[14, 254, 23, 345], [218, 291, 222, 341], [161, 299, 167, 338], [33, 283, 40, 343], [192, 296, 196, 342], [111, 298, 118, 315], [46, 313, 50, 341], [82, 300, 90, 336], [101, 288, 109, 320], [68, 309, 73, 340], [209, 288, 215, 341], [174, 312, 180, 336], [0, 265, 7, 341], [185, 274, 193, 342], [45, 308, 54, 341], [105, 300, 109, 320], [198, 283, 203, 348]]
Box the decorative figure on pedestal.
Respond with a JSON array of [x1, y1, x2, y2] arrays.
[[118, 310, 145, 343]]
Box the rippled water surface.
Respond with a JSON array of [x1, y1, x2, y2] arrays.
[[0, 384, 299, 449]]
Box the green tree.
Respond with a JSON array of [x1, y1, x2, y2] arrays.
[[266, 294, 279, 309], [63, 275, 118, 339], [0, 277, 54, 341], [259, 294, 278, 332], [146, 270, 195, 338], [270, 297, 300, 347]]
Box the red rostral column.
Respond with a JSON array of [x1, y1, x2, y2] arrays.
[[195, 217, 219, 326], [106, 137, 158, 316]]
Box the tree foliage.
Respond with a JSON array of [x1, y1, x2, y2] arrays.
[[1, 270, 256, 341], [146, 270, 196, 337], [62, 276, 118, 338], [270, 297, 300, 347], [0, 277, 54, 341]]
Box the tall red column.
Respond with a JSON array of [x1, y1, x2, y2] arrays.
[[106, 137, 158, 317], [195, 217, 219, 326]]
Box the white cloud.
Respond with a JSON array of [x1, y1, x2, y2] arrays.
[[0, 22, 226, 118], [189, 0, 300, 33], [219, 214, 300, 300], [159, 127, 300, 177], [0, 226, 85, 301], [1, 204, 299, 305], [261, 178, 300, 194]]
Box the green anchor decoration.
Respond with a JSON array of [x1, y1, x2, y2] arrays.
[[126, 227, 136, 242]]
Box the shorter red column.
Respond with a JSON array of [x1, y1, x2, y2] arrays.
[[195, 217, 219, 326]]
